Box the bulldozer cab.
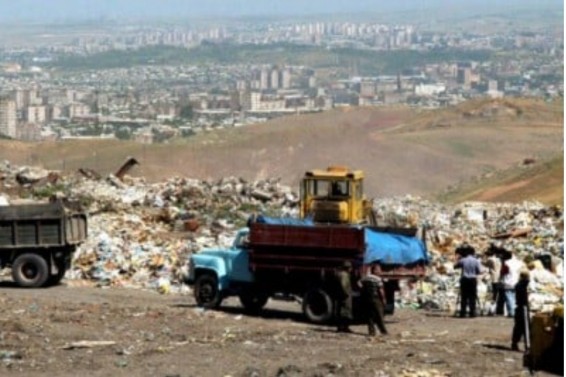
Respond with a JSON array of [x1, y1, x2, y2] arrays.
[[300, 166, 372, 224]]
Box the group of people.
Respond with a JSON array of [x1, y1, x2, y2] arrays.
[[334, 261, 389, 338], [333, 242, 543, 349], [454, 243, 532, 351]]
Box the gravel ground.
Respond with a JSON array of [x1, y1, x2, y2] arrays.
[[0, 281, 555, 377]]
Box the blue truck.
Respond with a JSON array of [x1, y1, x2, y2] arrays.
[[185, 218, 428, 323]]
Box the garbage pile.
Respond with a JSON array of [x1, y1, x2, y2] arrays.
[[0, 160, 563, 312], [374, 196, 564, 313], [0, 161, 299, 293]]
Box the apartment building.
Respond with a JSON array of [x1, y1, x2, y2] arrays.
[[26, 105, 47, 124], [0, 97, 17, 138]]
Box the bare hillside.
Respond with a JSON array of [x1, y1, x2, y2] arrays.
[[0, 98, 562, 202], [438, 155, 564, 205]]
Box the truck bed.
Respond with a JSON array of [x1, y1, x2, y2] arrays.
[[248, 222, 427, 278], [0, 202, 87, 249], [249, 222, 365, 250], [249, 223, 364, 272]]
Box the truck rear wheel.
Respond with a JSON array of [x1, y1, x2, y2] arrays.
[[194, 273, 222, 309], [302, 288, 334, 324], [12, 253, 49, 288], [239, 288, 269, 313]]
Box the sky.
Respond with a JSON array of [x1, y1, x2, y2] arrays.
[[0, 0, 561, 22]]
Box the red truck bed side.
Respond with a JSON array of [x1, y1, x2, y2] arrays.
[[248, 223, 364, 272]]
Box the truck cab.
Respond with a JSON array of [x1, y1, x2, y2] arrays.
[[300, 166, 375, 225], [186, 229, 256, 309]]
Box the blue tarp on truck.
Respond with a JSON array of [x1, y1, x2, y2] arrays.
[[251, 215, 428, 266], [252, 215, 314, 226], [364, 228, 428, 265]]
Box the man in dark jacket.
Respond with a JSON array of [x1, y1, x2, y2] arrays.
[[511, 270, 530, 351], [360, 264, 388, 337], [335, 261, 353, 333]]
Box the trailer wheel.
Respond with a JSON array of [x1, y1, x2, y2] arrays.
[[302, 288, 334, 324], [12, 253, 49, 288], [194, 273, 222, 309], [239, 288, 269, 313]]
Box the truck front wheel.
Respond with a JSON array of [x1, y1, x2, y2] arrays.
[[12, 253, 49, 288], [194, 273, 222, 309], [302, 288, 334, 324]]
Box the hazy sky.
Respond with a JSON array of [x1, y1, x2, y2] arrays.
[[0, 0, 561, 22]]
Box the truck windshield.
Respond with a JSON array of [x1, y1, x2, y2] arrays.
[[233, 231, 250, 248], [331, 181, 348, 196], [305, 179, 349, 197]]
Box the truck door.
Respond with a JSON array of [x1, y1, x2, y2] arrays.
[[226, 232, 253, 283]]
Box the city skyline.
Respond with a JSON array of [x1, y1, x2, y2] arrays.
[[0, 0, 562, 23]]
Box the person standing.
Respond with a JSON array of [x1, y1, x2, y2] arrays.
[[454, 244, 482, 318], [500, 250, 525, 317], [335, 260, 353, 333], [360, 264, 388, 337], [511, 270, 530, 351], [485, 246, 504, 315]]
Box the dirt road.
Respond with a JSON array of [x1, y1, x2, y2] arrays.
[[0, 281, 546, 377]]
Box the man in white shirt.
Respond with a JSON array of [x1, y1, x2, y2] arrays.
[[499, 251, 525, 317]]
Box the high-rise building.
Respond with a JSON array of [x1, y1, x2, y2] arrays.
[[271, 69, 280, 89], [0, 97, 17, 138], [260, 69, 270, 90], [14, 89, 27, 110], [249, 92, 262, 111], [26, 105, 47, 124], [236, 80, 249, 91], [282, 69, 292, 89], [308, 76, 317, 88], [28, 89, 42, 106], [457, 68, 473, 85], [69, 104, 91, 118], [240, 91, 263, 111], [360, 81, 376, 97]]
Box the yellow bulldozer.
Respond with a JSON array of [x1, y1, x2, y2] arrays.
[[299, 166, 377, 225], [298, 166, 424, 317]]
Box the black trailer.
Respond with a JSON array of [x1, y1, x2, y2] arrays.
[[0, 201, 87, 287]]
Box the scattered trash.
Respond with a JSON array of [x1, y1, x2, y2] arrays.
[[114, 157, 139, 181], [61, 341, 117, 350], [0, 161, 562, 311], [0, 350, 22, 360], [114, 359, 128, 368]]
